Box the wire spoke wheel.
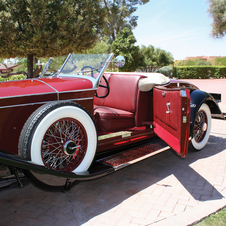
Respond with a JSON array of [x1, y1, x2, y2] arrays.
[[19, 101, 97, 190], [189, 103, 211, 151], [193, 110, 208, 143], [42, 118, 87, 172]]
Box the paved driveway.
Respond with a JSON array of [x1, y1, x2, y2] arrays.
[[0, 79, 226, 226]]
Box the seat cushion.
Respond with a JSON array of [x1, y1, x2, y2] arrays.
[[94, 105, 134, 132], [103, 74, 140, 113]]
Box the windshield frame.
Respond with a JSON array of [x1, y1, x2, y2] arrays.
[[39, 53, 114, 89]]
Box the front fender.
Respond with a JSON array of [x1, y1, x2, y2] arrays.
[[190, 90, 224, 137]]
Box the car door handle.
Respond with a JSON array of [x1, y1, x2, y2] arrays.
[[166, 102, 170, 113]]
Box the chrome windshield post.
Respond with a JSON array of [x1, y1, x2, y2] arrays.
[[93, 53, 114, 89], [55, 53, 72, 76], [39, 57, 53, 77]]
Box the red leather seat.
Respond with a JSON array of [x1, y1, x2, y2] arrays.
[[94, 106, 134, 132], [94, 73, 147, 132]]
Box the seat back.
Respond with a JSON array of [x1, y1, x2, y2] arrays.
[[103, 74, 141, 113], [94, 73, 153, 127]]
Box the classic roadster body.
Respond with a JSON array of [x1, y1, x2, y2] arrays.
[[0, 53, 224, 191]]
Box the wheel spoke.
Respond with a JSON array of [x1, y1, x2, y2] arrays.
[[41, 117, 88, 172], [57, 121, 64, 143], [193, 110, 207, 143]]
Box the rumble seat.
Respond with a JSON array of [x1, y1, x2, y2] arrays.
[[94, 73, 153, 132]]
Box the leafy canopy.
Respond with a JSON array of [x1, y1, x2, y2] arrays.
[[208, 0, 226, 38], [140, 45, 174, 67], [0, 0, 105, 58], [111, 27, 143, 72], [102, 0, 149, 42], [0, 0, 105, 77]]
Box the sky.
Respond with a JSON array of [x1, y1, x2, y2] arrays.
[[133, 0, 226, 60]]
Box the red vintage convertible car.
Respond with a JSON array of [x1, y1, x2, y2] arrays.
[[0, 53, 224, 191]]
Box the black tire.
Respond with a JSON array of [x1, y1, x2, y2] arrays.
[[19, 101, 97, 189], [19, 101, 97, 173], [189, 103, 211, 151]]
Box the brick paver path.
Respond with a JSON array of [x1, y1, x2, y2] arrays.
[[0, 79, 226, 226]]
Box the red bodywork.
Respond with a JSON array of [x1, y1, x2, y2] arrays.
[[0, 77, 94, 155], [94, 73, 190, 156], [0, 73, 192, 160], [0, 55, 222, 191]]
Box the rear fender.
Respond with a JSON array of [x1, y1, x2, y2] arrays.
[[190, 90, 224, 137]]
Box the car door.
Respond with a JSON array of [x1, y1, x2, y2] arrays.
[[153, 87, 190, 157]]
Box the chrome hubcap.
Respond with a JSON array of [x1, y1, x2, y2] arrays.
[[202, 122, 207, 132], [63, 140, 80, 156]]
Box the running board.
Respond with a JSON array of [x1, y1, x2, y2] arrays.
[[97, 140, 169, 170], [0, 139, 170, 181]]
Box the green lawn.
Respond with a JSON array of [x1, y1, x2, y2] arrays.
[[194, 207, 226, 226]]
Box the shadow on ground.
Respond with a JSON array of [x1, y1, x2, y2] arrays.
[[0, 134, 225, 226]]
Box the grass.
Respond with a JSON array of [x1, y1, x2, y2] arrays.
[[194, 207, 226, 226]]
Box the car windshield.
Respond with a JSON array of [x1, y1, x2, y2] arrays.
[[40, 53, 114, 87]]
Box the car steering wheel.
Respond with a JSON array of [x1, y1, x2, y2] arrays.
[[81, 66, 109, 98], [81, 66, 96, 77], [95, 75, 110, 98]]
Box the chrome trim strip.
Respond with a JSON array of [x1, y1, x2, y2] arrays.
[[0, 88, 96, 100], [57, 88, 97, 94], [0, 91, 57, 100], [0, 97, 94, 109], [60, 97, 94, 102], [37, 79, 59, 100]]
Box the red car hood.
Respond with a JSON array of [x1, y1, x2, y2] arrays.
[[0, 77, 93, 98]]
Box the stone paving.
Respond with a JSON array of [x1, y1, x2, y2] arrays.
[[0, 79, 226, 226]]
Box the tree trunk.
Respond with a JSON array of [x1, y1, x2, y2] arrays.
[[27, 54, 33, 78], [33, 58, 42, 78]]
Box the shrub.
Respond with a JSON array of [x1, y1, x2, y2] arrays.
[[175, 59, 212, 66], [0, 74, 26, 82], [173, 66, 226, 79], [159, 66, 173, 77], [213, 57, 226, 66]]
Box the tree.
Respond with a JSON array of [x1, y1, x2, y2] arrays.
[[111, 27, 143, 72], [155, 48, 174, 66], [140, 45, 157, 69], [208, 0, 226, 38], [140, 45, 174, 69], [102, 0, 149, 42], [213, 57, 226, 65], [0, 0, 105, 78], [83, 39, 110, 54]]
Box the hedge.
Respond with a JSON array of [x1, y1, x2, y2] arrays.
[[159, 66, 173, 77], [0, 74, 26, 82], [173, 66, 226, 79]]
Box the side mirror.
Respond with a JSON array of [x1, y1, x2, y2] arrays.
[[114, 55, 125, 68]]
